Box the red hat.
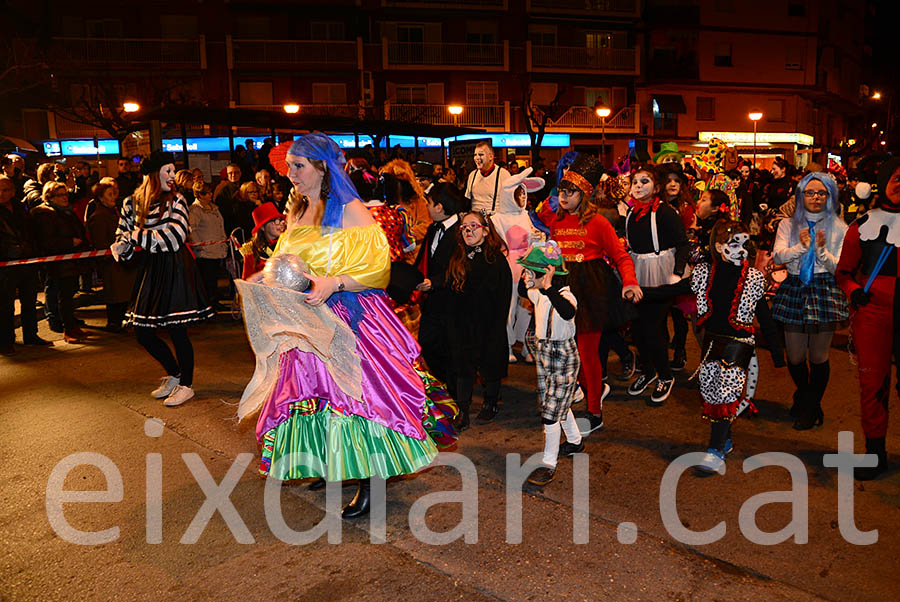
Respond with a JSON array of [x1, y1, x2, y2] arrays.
[[251, 202, 285, 235]]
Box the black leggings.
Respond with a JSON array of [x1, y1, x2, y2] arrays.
[[709, 421, 732, 451], [135, 326, 195, 387], [456, 375, 501, 410], [633, 299, 673, 380], [599, 330, 630, 375], [670, 307, 688, 352]]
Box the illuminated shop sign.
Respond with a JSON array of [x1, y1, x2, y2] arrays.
[[153, 132, 573, 153], [45, 139, 121, 156], [698, 132, 814, 146]]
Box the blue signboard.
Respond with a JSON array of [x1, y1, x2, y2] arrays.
[[43, 141, 62, 157], [55, 139, 120, 156], [154, 132, 572, 154]]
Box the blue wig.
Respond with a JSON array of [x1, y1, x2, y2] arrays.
[[288, 133, 359, 230], [790, 172, 841, 245]]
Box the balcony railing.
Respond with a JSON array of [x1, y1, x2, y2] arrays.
[[233, 104, 362, 118], [527, 0, 638, 15], [231, 39, 358, 68], [547, 104, 639, 132], [530, 45, 638, 74], [387, 104, 506, 128], [385, 41, 506, 69], [383, 0, 504, 6], [49, 37, 205, 67]]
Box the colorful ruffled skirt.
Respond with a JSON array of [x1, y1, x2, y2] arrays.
[[256, 290, 457, 482]]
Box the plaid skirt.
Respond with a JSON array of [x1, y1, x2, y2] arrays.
[[535, 338, 581, 423], [771, 272, 849, 332]]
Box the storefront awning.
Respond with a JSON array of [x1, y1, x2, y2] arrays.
[[652, 95, 687, 114]]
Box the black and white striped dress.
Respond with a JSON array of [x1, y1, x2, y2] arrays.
[[116, 193, 213, 327]]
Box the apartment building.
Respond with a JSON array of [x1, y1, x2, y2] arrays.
[[5, 0, 866, 167]]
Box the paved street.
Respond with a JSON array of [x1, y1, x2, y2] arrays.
[[1, 302, 898, 601]]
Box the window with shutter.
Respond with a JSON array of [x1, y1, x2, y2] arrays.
[[466, 82, 499, 105], [396, 85, 428, 104]]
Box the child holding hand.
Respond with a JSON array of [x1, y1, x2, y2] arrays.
[[518, 241, 583, 487]]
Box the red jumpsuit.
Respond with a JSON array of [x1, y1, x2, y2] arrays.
[[541, 207, 638, 414], [835, 209, 900, 439]]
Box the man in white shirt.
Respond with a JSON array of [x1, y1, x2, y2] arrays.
[[465, 141, 510, 214]]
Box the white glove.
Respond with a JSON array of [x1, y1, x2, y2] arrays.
[[110, 239, 132, 262]]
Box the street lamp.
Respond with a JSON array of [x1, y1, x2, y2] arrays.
[[283, 103, 300, 114], [448, 104, 463, 127], [749, 111, 763, 167], [123, 101, 140, 113], [594, 99, 611, 166]]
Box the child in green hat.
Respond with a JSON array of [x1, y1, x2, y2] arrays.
[[518, 241, 584, 486]]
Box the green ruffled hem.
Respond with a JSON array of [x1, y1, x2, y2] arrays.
[[259, 404, 439, 481]]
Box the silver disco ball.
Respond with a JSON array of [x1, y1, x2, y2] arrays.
[[262, 253, 311, 292]]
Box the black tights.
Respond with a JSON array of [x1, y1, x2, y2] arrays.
[[135, 326, 194, 387], [599, 330, 630, 374], [456, 375, 501, 410], [634, 299, 673, 380], [708, 421, 732, 451]]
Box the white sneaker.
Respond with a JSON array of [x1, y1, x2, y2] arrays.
[[572, 386, 585, 404], [601, 382, 611, 402], [151, 375, 180, 399], [697, 448, 726, 474], [163, 385, 195, 407]]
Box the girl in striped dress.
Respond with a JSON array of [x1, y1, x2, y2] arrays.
[[112, 151, 213, 407]]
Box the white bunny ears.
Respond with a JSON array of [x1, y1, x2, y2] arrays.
[[504, 166, 545, 194]]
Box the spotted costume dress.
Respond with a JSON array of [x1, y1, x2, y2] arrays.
[[692, 261, 783, 420]]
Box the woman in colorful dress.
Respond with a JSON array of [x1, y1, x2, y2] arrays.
[[237, 134, 456, 519]]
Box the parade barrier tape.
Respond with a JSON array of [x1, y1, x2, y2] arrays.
[[0, 239, 231, 268]]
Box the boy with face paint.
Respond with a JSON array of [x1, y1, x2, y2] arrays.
[[691, 221, 785, 473], [835, 157, 900, 480]]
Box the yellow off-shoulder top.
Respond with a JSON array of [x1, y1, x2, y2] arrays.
[[273, 223, 391, 290]]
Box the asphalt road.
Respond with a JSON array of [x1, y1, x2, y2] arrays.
[[1, 301, 897, 601]]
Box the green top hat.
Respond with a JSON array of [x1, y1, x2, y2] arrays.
[[517, 241, 568, 275], [652, 141, 684, 163]]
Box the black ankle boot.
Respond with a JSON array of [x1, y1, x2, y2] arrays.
[[476, 397, 500, 423], [454, 400, 471, 432], [786, 361, 809, 418], [342, 478, 371, 519], [855, 437, 888, 481]]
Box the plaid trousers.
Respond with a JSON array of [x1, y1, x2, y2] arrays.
[[535, 337, 581, 422]]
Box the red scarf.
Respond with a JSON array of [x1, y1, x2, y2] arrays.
[[631, 196, 660, 222]]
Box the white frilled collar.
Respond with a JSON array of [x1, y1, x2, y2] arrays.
[[858, 209, 900, 247]]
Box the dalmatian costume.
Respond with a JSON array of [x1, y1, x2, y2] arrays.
[[690, 229, 785, 473]]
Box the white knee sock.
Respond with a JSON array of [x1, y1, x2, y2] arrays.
[[542, 422, 561, 467], [561, 409, 582, 444]]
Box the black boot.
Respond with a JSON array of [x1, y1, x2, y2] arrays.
[[454, 399, 471, 432], [793, 361, 827, 430], [855, 437, 888, 481], [786, 361, 809, 418], [476, 397, 500, 424], [342, 478, 371, 519]]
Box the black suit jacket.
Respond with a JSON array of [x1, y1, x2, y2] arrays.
[[415, 220, 459, 312]]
